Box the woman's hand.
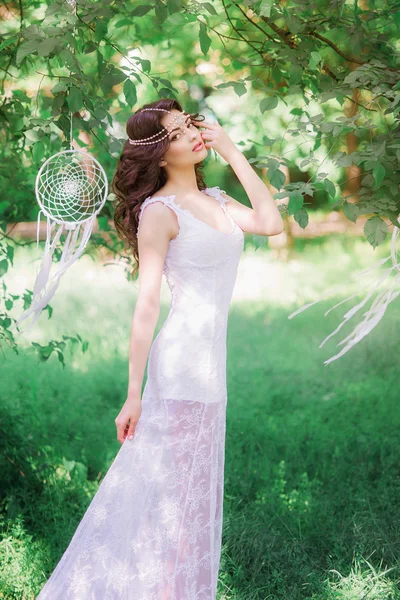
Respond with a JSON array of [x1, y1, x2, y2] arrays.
[[115, 398, 142, 444], [193, 119, 240, 163]]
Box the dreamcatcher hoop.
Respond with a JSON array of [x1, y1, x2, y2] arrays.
[[13, 0, 109, 334], [35, 149, 108, 227], [14, 150, 108, 333], [288, 216, 400, 365]]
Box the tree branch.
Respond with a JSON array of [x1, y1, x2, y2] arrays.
[[308, 30, 365, 65]]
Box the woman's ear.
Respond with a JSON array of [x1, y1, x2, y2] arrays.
[[159, 159, 167, 167]]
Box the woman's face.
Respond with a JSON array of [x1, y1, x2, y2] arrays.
[[160, 109, 208, 168]]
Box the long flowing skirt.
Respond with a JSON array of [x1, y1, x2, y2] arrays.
[[36, 396, 227, 600]]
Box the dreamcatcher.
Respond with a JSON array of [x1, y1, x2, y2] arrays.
[[288, 215, 400, 365], [14, 0, 108, 333]]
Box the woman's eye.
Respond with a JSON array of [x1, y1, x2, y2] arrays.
[[171, 122, 196, 141]]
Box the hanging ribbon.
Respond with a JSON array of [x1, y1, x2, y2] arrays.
[[288, 217, 400, 365]]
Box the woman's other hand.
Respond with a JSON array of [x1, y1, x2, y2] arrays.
[[193, 119, 240, 163], [115, 398, 142, 444]]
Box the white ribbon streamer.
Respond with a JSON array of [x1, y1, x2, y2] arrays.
[[14, 214, 97, 333], [288, 217, 400, 365]]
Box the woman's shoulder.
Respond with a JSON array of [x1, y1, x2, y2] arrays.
[[137, 194, 178, 238]]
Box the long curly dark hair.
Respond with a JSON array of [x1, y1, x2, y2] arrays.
[[112, 98, 206, 279]]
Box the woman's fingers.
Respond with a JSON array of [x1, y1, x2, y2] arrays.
[[115, 403, 142, 443], [116, 427, 124, 444], [115, 414, 130, 443], [193, 119, 218, 128], [126, 421, 136, 440], [201, 130, 214, 138]]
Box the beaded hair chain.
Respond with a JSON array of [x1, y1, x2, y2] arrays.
[[128, 108, 191, 146]]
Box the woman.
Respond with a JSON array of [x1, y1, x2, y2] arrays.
[[36, 97, 283, 599]]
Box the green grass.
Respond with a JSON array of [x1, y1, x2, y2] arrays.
[[1, 234, 400, 599]]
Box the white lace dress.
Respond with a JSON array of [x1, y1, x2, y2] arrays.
[[36, 186, 244, 600]]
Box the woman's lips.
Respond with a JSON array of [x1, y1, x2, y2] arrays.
[[192, 141, 204, 151]]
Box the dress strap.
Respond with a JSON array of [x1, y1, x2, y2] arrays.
[[202, 186, 230, 208], [136, 195, 177, 238]]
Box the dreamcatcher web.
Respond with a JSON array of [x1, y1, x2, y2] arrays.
[[13, 0, 108, 333], [288, 215, 400, 365]]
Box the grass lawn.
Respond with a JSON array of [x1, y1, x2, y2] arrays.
[[1, 233, 400, 599]]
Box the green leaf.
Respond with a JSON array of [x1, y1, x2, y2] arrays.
[[308, 51, 322, 71], [51, 81, 69, 94], [84, 41, 97, 54], [202, 2, 218, 15], [0, 260, 8, 277], [259, 0, 274, 17], [32, 141, 45, 163], [131, 4, 153, 16], [37, 38, 58, 57], [24, 129, 40, 142], [199, 21, 211, 56], [364, 216, 388, 248], [57, 350, 65, 367], [162, 12, 189, 34], [0, 35, 19, 52], [6, 244, 14, 263], [294, 208, 309, 229], [233, 82, 247, 97], [267, 166, 286, 190], [16, 39, 39, 65], [323, 178, 336, 198], [95, 21, 108, 43], [288, 191, 304, 215], [289, 64, 303, 85], [260, 96, 278, 113], [67, 87, 83, 112], [94, 106, 108, 120], [13, 117, 24, 131], [155, 2, 168, 22], [372, 163, 386, 187], [101, 68, 127, 91], [115, 18, 132, 27], [59, 48, 81, 75], [124, 78, 137, 107], [215, 81, 246, 96], [167, 0, 181, 13], [342, 201, 359, 223], [140, 59, 151, 73]]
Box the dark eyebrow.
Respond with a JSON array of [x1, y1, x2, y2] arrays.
[[169, 115, 191, 136]]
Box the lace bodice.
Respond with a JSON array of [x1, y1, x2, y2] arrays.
[[137, 186, 244, 405]]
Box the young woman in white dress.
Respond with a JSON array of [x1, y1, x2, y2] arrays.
[[36, 97, 283, 600]]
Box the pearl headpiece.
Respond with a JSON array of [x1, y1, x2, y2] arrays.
[[128, 108, 191, 146]]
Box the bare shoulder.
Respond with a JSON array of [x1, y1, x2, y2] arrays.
[[138, 199, 178, 242]]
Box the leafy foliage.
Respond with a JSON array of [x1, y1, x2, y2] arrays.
[[1, 0, 399, 357]]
